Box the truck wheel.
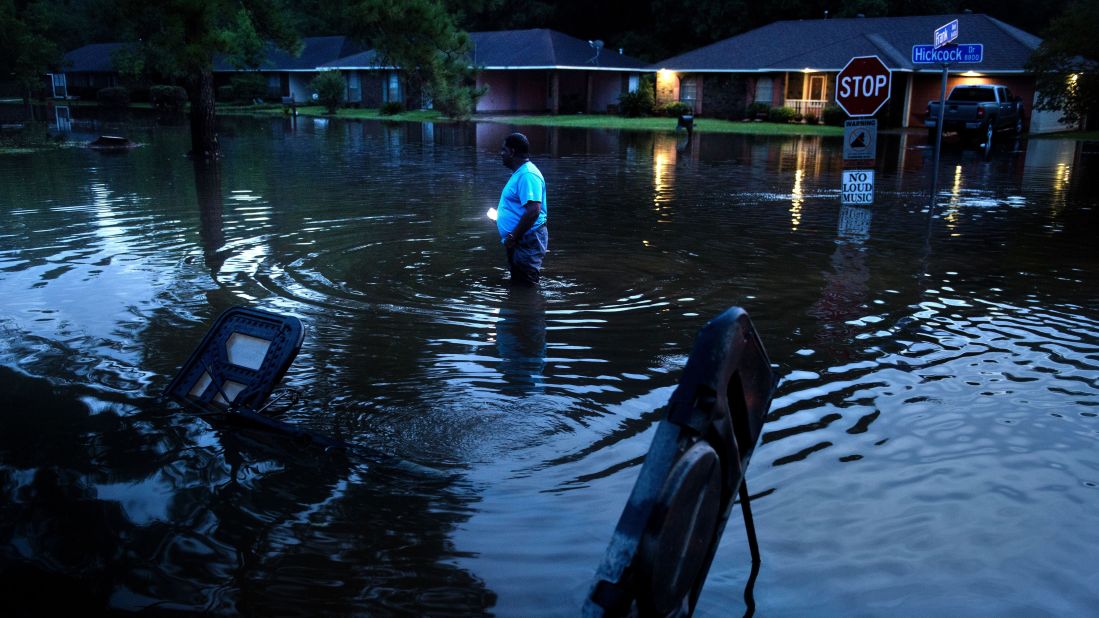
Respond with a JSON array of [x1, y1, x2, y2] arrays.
[[982, 123, 994, 156]]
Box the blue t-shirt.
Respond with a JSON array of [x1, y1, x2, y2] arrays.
[[496, 161, 547, 242]]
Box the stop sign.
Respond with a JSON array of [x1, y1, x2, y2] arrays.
[[835, 55, 892, 117]]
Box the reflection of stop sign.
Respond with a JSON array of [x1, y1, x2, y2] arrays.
[[836, 55, 892, 117]]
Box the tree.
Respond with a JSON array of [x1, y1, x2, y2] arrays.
[[348, 0, 484, 119], [1027, 0, 1099, 129], [113, 0, 300, 160], [0, 0, 62, 120]]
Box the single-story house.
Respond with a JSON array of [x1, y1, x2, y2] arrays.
[[653, 13, 1071, 133], [58, 42, 130, 99], [318, 49, 415, 109], [213, 36, 365, 103], [466, 29, 650, 114], [319, 29, 652, 114]]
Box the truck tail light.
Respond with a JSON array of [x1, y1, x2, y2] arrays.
[[977, 107, 985, 119]]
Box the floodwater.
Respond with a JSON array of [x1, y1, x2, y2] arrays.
[[2, 112, 1098, 615]]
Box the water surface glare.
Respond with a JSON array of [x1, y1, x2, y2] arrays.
[[2, 116, 1098, 615]]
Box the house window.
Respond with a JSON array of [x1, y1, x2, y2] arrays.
[[786, 74, 802, 99], [679, 76, 697, 102], [628, 74, 639, 93], [755, 78, 772, 105], [809, 75, 825, 100], [386, 72, 400, 102]]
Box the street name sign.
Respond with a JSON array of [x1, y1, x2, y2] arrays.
[[841, 169, 875, 205], [934, 19, 959, 49], [912, 44, 983, 64], [843, 119, 877, 161], [836, 56, 892, 117]]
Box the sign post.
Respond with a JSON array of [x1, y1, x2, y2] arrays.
[[836, 55, 891, 207], [921, 20, 985, 201]]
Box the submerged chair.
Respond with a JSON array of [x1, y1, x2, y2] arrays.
[[165, 306, 343, 448], [584, 307, 776, 617]]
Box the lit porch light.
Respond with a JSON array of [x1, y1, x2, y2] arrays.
[[961, 71, 983, 77]]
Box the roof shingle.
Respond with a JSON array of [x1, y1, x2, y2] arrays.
[[654, 14, 1042, 73]]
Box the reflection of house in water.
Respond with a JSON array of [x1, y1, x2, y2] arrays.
[[1023, 139, 1082, 218], [473, 122, 617, 156]]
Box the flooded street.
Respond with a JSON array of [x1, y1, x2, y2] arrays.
[[2, 114, 1098, 614]]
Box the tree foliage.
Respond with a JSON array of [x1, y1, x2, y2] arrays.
[[0, 0, 62, 108], [348, 0, 484, 119], [105, 0, 301, 158], [1027, 0, 1099, 128]]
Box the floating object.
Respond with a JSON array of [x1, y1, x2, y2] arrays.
[[487, 207, 498, 221], [165, 306, 344, 449], [87, 135, 138, 151], [676, 114, 694, 138], [585, 306, 776, 617]]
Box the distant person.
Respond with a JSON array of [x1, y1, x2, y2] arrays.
[[496, 132, 548, 286]]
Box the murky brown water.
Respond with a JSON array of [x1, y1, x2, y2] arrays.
[[2, 113, 1098, 615]]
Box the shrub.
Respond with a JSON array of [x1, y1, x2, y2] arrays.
[[96, 87, 130, 109], [217, 85, 235, 102], [381, 101, 404, 115], [311, 71, 346, 114], [767, 106, 796, 123], [229, 74, 267, 102], [618, 75, 655, 117], [746, 102, 770, 118], [431, 74, 485, 119], [657, 101, 692, 117], [150, 85, 187, 112], [804, 112, 819, 125], [822, 104, 846, 126]]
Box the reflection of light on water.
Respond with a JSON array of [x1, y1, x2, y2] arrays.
[[487, 207, 497, 221], [945, 164, 963, 235], [790, 169, 804, 231], [652, 135, 676, 215], [1051, 163, 1071, 216]]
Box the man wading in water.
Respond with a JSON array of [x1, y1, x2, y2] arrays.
[[495, 133, 548, 286]]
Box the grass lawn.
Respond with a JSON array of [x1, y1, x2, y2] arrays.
[[219, 103, 843, 135], [222, 104, 449, 124], [480, 114, 844, 135], [1030, 130, 1099, 141]]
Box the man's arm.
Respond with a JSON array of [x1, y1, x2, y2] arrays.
[[505, 200, 541, 249]]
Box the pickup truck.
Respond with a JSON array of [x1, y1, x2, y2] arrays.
[[926, 85, 1025, 144]]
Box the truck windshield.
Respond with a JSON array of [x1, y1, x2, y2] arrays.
[[949, 87, 997, 102]]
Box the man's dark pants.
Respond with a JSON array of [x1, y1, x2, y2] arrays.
[[506, 225, 549, 286]]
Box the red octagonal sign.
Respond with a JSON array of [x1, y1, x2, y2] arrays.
[[836, 55, 892, 117]]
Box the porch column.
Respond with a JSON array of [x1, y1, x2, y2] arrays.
[[552, 71, 560, 114], [902, 73, 914, 128], [586, 71, 593, 113]]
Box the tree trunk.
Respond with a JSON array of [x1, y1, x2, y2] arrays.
[[189, 69, 218, 160]]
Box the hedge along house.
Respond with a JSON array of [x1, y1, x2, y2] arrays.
[[468, 29, 651, 114], [653, 13, 1071, 133], [213, 36, 364, 103]]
